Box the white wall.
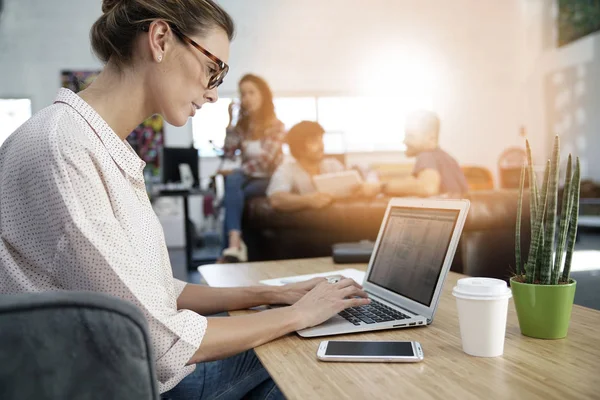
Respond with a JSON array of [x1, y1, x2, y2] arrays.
[[0, 0, 529, 187], [218, 0, 527, 183], [13, 1, 596, 183], [0, 0, 205, 236], [0, 0, 196, 146], [0, 1, 101, 112], [519, 0, 600, 180]]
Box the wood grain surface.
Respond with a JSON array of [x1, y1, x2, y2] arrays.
[[199, 258, 600, 400]]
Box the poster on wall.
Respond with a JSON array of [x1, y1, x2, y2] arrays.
[[61, 70, 99, 93], [558, 0, 600, 47], [61, 70, 164, 176]]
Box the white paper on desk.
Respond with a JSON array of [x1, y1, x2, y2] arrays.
[[260, 268, 366, 286]]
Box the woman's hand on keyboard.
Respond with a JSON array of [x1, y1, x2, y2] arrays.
[[291, 278, 371, 329], [278, 277, 328, 305]]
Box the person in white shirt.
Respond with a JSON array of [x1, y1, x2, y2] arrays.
[[0, 1, 370, 398], [268, 121, 382, 211]]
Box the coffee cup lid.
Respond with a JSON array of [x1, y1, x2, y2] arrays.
[[452, 277, 512, 300]]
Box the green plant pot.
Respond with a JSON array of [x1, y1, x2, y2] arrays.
[[510, 278, 577, 339]]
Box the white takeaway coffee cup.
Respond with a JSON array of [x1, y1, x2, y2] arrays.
[[452, 277, 512, 357]]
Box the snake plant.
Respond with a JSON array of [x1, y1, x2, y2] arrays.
[[515, 135, 581, 285]]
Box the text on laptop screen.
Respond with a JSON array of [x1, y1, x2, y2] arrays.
[[367, 207, 460, 306]]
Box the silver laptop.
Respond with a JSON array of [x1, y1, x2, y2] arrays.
[[297, 197, 470, 337]]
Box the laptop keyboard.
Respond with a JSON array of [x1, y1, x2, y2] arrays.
[[338, 298, 411, 325]]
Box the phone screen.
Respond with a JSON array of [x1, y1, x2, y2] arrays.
[[325, 341, 415, 357]]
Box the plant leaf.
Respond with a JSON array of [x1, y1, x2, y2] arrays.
[[516, 163, 526, 276], [554, 154, 572, 284], [541, 136, 559, 285], [526, 159, 550, 284], [526, 140, 538, 233], [563, 158, 581, 282]]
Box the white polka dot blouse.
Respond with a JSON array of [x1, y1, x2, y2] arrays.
[[0, 88, 207, 393]]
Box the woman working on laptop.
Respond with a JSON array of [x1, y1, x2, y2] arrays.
[[0, 1, 369, 399]]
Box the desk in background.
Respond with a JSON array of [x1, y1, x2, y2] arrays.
[[199, 257, 600, 400], [579, 199, 600, 228], [154, 188, 211, 269]]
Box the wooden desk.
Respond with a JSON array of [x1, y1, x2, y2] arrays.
[[199, 258, 600, 400]]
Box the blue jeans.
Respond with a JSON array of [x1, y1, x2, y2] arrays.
[[160, 350, 284, 400], [222, 169, 270, 248]]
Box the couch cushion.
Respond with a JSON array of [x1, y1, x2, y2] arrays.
[[245, 197, 389, 232], [463, 190, 530, 231], [245, 190, 529, 233], [243, 190, 532, 279]]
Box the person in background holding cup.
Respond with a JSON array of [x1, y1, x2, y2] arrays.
[[220, 74, 285, 262]]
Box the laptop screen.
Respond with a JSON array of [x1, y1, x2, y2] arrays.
[[367, 207, 460, 306]]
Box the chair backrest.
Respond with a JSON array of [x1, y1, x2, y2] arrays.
[[498, 147, 528, 189], [461, 165, 494, 191], [0, 291, 159, 400]]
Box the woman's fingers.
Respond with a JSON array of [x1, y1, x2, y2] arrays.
[[340, 285, 369, 299], [334, 278, 363, 289], [342, 297, 371, 308]]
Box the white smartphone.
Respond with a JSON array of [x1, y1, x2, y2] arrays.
[[317, 340, 424, 363]]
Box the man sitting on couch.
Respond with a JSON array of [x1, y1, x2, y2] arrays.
[[268, 121, 380, 211], [383, 110, 468, 197]]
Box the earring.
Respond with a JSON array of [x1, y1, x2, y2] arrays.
[[157, 55, 163, 62]]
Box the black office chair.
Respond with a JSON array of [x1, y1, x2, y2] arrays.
[[0, 291, 159, 400]]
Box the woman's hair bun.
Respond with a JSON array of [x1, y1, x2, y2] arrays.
[[91, 0, 234, 66], [102, 0, 123, 14]]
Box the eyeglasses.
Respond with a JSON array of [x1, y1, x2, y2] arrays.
[[142, 23, 229, 90], [171, 26, 229, 90]]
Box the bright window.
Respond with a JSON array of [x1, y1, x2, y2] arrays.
[[191, 95, 412, 157], [273, 97, 317, 130], [0, 99, 32, 147], [317, 97, 407, 152], [192, 97, 232, 157]]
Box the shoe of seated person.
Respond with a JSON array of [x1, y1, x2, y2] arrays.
[[221, 240, 248, 263]]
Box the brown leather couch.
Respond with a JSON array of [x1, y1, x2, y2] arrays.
[[242, 190, 531, 281]]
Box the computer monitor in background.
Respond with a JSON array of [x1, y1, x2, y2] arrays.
[[161, 147, 200, 188]]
